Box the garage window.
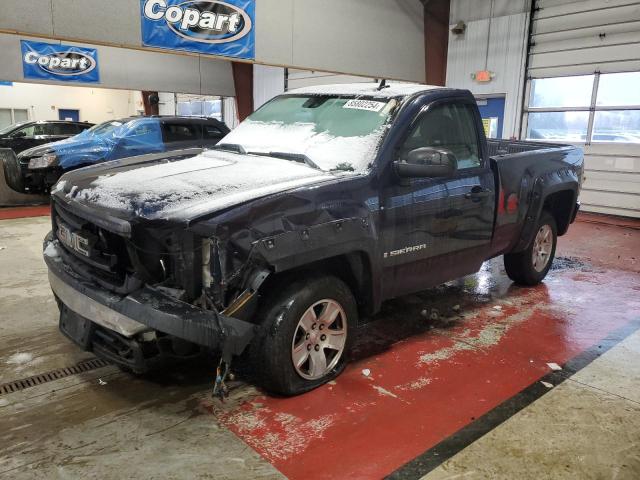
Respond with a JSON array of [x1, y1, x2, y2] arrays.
[[592, 72, 640, 144], [525, 72, 640, 144], [0, 108, 29, 129]]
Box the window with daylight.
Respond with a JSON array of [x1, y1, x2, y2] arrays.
[[0, 108, 28, 130], [525, 72, 640, 144]]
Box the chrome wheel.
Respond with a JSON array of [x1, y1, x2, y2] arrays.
[[532, 224, 553, 272], [291, 299, 347, 380]]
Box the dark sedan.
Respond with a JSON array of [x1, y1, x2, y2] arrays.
[[0, 120, 93, 154]]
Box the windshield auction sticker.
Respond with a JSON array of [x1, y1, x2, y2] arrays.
[[141, 0, 255, 60], [21, 40, 100, 83], [343, 99, 387, 112]]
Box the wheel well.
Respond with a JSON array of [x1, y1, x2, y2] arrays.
[[543, 190, 575, 235], [257, 252, 373, 317]]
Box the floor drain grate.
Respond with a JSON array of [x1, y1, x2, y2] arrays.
[[0, 357, 111, 396]]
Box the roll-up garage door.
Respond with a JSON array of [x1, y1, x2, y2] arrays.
[[524, 0, 640, 218]]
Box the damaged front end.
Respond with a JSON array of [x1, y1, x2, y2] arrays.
[[45, 196, 270, 374]]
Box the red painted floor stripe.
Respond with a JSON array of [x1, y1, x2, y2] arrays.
[[207, 266, 640, 479], [0, 205, 50, 220]]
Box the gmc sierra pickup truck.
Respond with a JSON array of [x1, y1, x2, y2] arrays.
[[43, 83, 583, 396]]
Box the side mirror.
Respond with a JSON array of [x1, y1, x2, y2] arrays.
[[394, 147, 457, 178], [12, 131, 26, 139]]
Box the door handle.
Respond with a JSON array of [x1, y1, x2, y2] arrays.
[[465, 187, 492, 200]]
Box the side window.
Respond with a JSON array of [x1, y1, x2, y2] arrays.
[[13, 124, 35, 137], [124, 120, 162, 144], [202, 124, 223, 139], [49, 123, 79, 135], [161, 122, 200, 143], [77, 123, 91, 133], [399, 103, 481, 170], [33, 124, 48, 136]]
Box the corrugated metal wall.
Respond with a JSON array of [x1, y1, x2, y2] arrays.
[[526, 0, 640, 217], [446, 0, 530, 139]]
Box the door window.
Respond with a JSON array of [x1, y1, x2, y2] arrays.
[[399, 103, 481, 170], [161, 122, 200, 143], [203, 124, 223, 139], [49, 123, 81, 135], [123, 120, 162, 145], [13, 124, 36, 137]]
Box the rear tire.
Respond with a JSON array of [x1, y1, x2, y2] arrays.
[[504, 210, 557, 286], [250, 275, 357, 396]]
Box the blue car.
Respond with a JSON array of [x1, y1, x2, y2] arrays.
[[5, 116, 229, 193]]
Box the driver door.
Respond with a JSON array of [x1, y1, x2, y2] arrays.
[[380, 99, 496, 299]]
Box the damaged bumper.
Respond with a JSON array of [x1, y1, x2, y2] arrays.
[[44, 235, 256, 367]]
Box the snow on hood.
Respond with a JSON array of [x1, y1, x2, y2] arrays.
[[71, 149, 334, 221]]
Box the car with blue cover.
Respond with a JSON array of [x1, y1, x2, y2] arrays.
[[3, 115, 229, 193]]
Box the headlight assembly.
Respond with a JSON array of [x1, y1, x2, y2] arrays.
[[28, 153, 58, 169]]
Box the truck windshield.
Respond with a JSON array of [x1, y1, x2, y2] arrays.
[[221, 95, 397, 172]]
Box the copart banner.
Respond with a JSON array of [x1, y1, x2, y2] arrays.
[[141, 0, 255, 60], [21, 40, 100, 83]]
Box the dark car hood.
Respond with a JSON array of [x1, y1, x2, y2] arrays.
[[19, 135, 111, 169], [53, 149, 336, 224]]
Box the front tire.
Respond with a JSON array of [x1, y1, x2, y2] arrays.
[[251, 275, 357, 396], [504, 210, 557, 286]]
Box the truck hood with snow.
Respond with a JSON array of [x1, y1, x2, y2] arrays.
[[52, 148, 336, 224]]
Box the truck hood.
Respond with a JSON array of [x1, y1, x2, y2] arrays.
[[54, 149, 336, 224], [18, 135, 112, 169]]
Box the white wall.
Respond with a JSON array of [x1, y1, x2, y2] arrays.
[[0, 82, 141, 124], [256, 0, 425, 82], [2, 0, 425, 84], [446, 0, 530, 139], [253, 65, 285, 110], [286, 69, 376, 90]]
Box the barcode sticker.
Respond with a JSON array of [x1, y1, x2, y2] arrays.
[[343, 99, 386, 112]]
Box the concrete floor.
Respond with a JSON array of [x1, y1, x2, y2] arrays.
[[0, 212, 638, 479]]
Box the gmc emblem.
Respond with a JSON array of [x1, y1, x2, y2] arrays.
[[58, 223, 90, 257]]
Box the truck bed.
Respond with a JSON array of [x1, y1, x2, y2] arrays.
[[487, 138, 583, 258], [487, 138, 569, 157]]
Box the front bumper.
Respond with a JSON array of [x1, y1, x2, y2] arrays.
[[44, 234, 256, 361]]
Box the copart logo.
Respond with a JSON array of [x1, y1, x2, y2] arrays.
[[23, 50, 97, 76], [143, 0, 252, 43]]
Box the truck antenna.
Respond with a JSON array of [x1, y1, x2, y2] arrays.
[[377, 79, 389, 91]]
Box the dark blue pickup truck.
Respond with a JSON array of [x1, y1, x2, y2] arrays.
[[43, 83, 583, 396], [4, 115, 228, 193]]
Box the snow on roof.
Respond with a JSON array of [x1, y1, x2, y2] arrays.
[[286, 82, 445, 98]]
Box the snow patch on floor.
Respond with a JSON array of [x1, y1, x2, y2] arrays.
[[418, 308, 535, 366], [396, 376, 432, 391], [219, 406, 337, 462], [6, 352, 34, 365], [372, 385, 399, 399]]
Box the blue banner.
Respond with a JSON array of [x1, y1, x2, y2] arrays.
[[141, 0, 255, 60], [21, 40, 100, 84]]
